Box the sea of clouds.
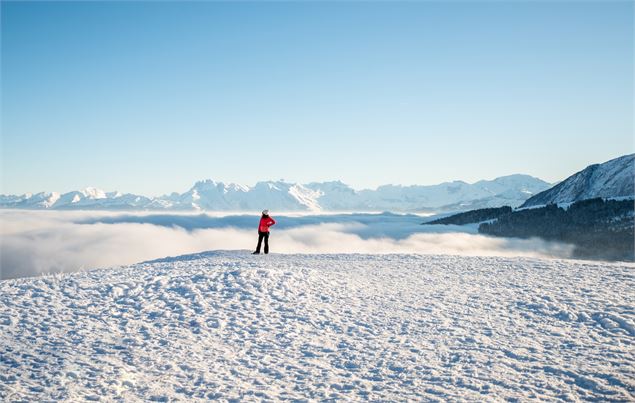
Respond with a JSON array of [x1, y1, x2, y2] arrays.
[[0, 210, 575, 280]]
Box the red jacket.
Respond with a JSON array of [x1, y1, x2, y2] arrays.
[[259, 216, 276, 232]]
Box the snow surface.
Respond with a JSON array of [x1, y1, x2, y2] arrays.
[[1, 252, 633, 401]]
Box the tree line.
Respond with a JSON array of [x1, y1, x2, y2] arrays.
[[427, 198, 634, 261]]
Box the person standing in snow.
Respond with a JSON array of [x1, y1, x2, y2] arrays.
[[253, 209, 276, 254]]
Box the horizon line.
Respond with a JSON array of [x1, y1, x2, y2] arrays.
[[2, 172, 552, 198]]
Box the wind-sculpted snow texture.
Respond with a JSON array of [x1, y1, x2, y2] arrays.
[[1, 252, 633, 401]]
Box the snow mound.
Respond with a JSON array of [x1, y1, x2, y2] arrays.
[[1, 252, 633, 401]]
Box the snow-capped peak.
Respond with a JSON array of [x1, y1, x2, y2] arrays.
[[521, 154, 635, 207], [80, 187, 107, 199], [288, 184, 322, 211], [43, 192, 60, 208], [106, 191, 123, 199]]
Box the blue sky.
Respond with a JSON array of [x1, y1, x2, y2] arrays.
[[2, 1, 633, 196]]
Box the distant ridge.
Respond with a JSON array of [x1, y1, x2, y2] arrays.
[[521, 154, 635, 208], [0, 175, 551, 212]]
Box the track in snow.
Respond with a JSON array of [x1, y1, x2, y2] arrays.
[[1, 251, 634, 401]]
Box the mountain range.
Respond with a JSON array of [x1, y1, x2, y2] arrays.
[[0, 175, 551, 212]]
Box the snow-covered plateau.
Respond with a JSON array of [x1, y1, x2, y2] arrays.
[[1, 252, 633, 401]]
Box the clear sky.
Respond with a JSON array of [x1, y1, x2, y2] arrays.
[[1, 1, 633, 196]]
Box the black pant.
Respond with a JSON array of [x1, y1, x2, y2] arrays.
[[255, 231, 270, 254]]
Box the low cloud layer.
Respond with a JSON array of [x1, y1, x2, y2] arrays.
[[0, 210, 574, 280]]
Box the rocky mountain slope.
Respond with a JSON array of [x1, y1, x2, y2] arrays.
[[521, 154, 634, 208]]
